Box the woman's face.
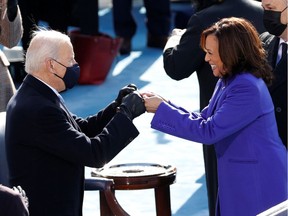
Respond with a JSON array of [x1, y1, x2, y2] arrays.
[[204, 34, 225, 77]]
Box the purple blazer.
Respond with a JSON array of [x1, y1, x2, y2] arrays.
[[151, 73, 287, 216]]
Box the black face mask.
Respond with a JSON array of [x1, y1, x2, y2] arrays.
[[52, 59, 80, 90], [263, 6, 288, 36]]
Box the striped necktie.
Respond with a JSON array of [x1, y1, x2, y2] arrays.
[[277, 43, 287, 65]]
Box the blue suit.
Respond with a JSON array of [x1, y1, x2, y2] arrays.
[[5, 74, 139, 216], [151, 73, 287, 216]]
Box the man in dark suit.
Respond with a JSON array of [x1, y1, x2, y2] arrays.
[[5, 28, 146, 216], [112, 0, 171, 54], [162, 0, 265, 215], [260, 0, 287, 148], [18, 0, 99, 51]]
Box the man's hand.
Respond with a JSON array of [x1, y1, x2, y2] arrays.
[[118, 91, 146, 120], [164, 28, 187, 51], [115, 84, 137, 106]]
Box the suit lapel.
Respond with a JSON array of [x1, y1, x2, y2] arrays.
[[260, 33, 287, 91], [24, 74, 82, 132], [268, 38, 286, 91], [207, 79, 224, 116], [59, 100, 82, 132], [261, 32, 278, 67]]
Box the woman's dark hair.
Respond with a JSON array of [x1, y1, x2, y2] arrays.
[[200, 17, 273, 85]]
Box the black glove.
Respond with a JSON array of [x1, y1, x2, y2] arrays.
[[115, 84, 137, 106], [7, 0, 18, 21], [118, 91, 146, 120]]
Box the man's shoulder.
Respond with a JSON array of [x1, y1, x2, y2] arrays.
[[260, 32, 278, 51], [193, 0, 262, 25], [260, 32, 276, 42]]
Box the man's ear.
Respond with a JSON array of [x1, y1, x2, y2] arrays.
[[45, 58, 54, 72]]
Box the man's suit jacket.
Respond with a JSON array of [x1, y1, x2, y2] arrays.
[[0, 5, 23, 112], [151, 73, 287, 216], [260, 32, 287, 147], [5, 75, 139, 216]]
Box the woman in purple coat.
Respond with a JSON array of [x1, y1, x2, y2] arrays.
[[142, 17, 287, 216]]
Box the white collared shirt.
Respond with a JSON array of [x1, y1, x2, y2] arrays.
[[32, 75, 65, 103], [276, 38, 288, 64]]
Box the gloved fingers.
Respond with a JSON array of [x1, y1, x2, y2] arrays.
[[120, 84, 137, 96], [115, 84, 138, 105], [120, 91, 146, 119], [122, 87, 136, 95], [127, 83, 137, 90]]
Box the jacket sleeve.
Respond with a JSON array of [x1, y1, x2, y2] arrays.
[[74, 101, 118, 137], [163, 14, 206, 80], [28, 103, 139, 168], [151, 77, 264, 144]]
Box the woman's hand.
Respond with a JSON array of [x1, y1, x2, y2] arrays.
[[141, 92, 167, 113]]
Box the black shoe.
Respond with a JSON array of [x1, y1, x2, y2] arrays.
[[147, 34, 168, 49], [119, 38, 131, 55]]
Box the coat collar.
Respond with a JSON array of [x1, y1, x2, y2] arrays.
[[22, 74, 60, 105], [261, 32, 280, 67]]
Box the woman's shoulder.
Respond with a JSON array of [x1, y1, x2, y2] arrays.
[[228, 73, 265, 89], [236, 72, 262, 81]]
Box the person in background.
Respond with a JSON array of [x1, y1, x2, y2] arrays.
[[112, 0, 171, 55], [18, 0, 99, 52], [260, 0, 287, 147], [0, 5, 27, 212], [15, 0, 99, 83], [0, 185, 29, 216], [5, 28, 146, 216], [162, 1, 265, 215], [143, 17, 287, 216], [0, 0, 22, 111]]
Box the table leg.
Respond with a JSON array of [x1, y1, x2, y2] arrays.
[[99, 191, 114, 216], [154, 186, 172, 216]]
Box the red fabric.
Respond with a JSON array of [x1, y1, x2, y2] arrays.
[[69, 30, 122, 84]]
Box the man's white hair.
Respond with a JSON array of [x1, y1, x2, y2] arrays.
[[25, 27, 71, 74]]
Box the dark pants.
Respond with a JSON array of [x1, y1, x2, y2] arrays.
[[18, 0, 99, 51], [112, 0, 171, 39], [203, 145, 218, 216]]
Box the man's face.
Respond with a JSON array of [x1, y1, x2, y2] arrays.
[[262, 0, 287, 39], [262, 0, 288, 24], [50, 42, 77, 91]]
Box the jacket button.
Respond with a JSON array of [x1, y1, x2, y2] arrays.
[[276, 107, 282, 112]]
